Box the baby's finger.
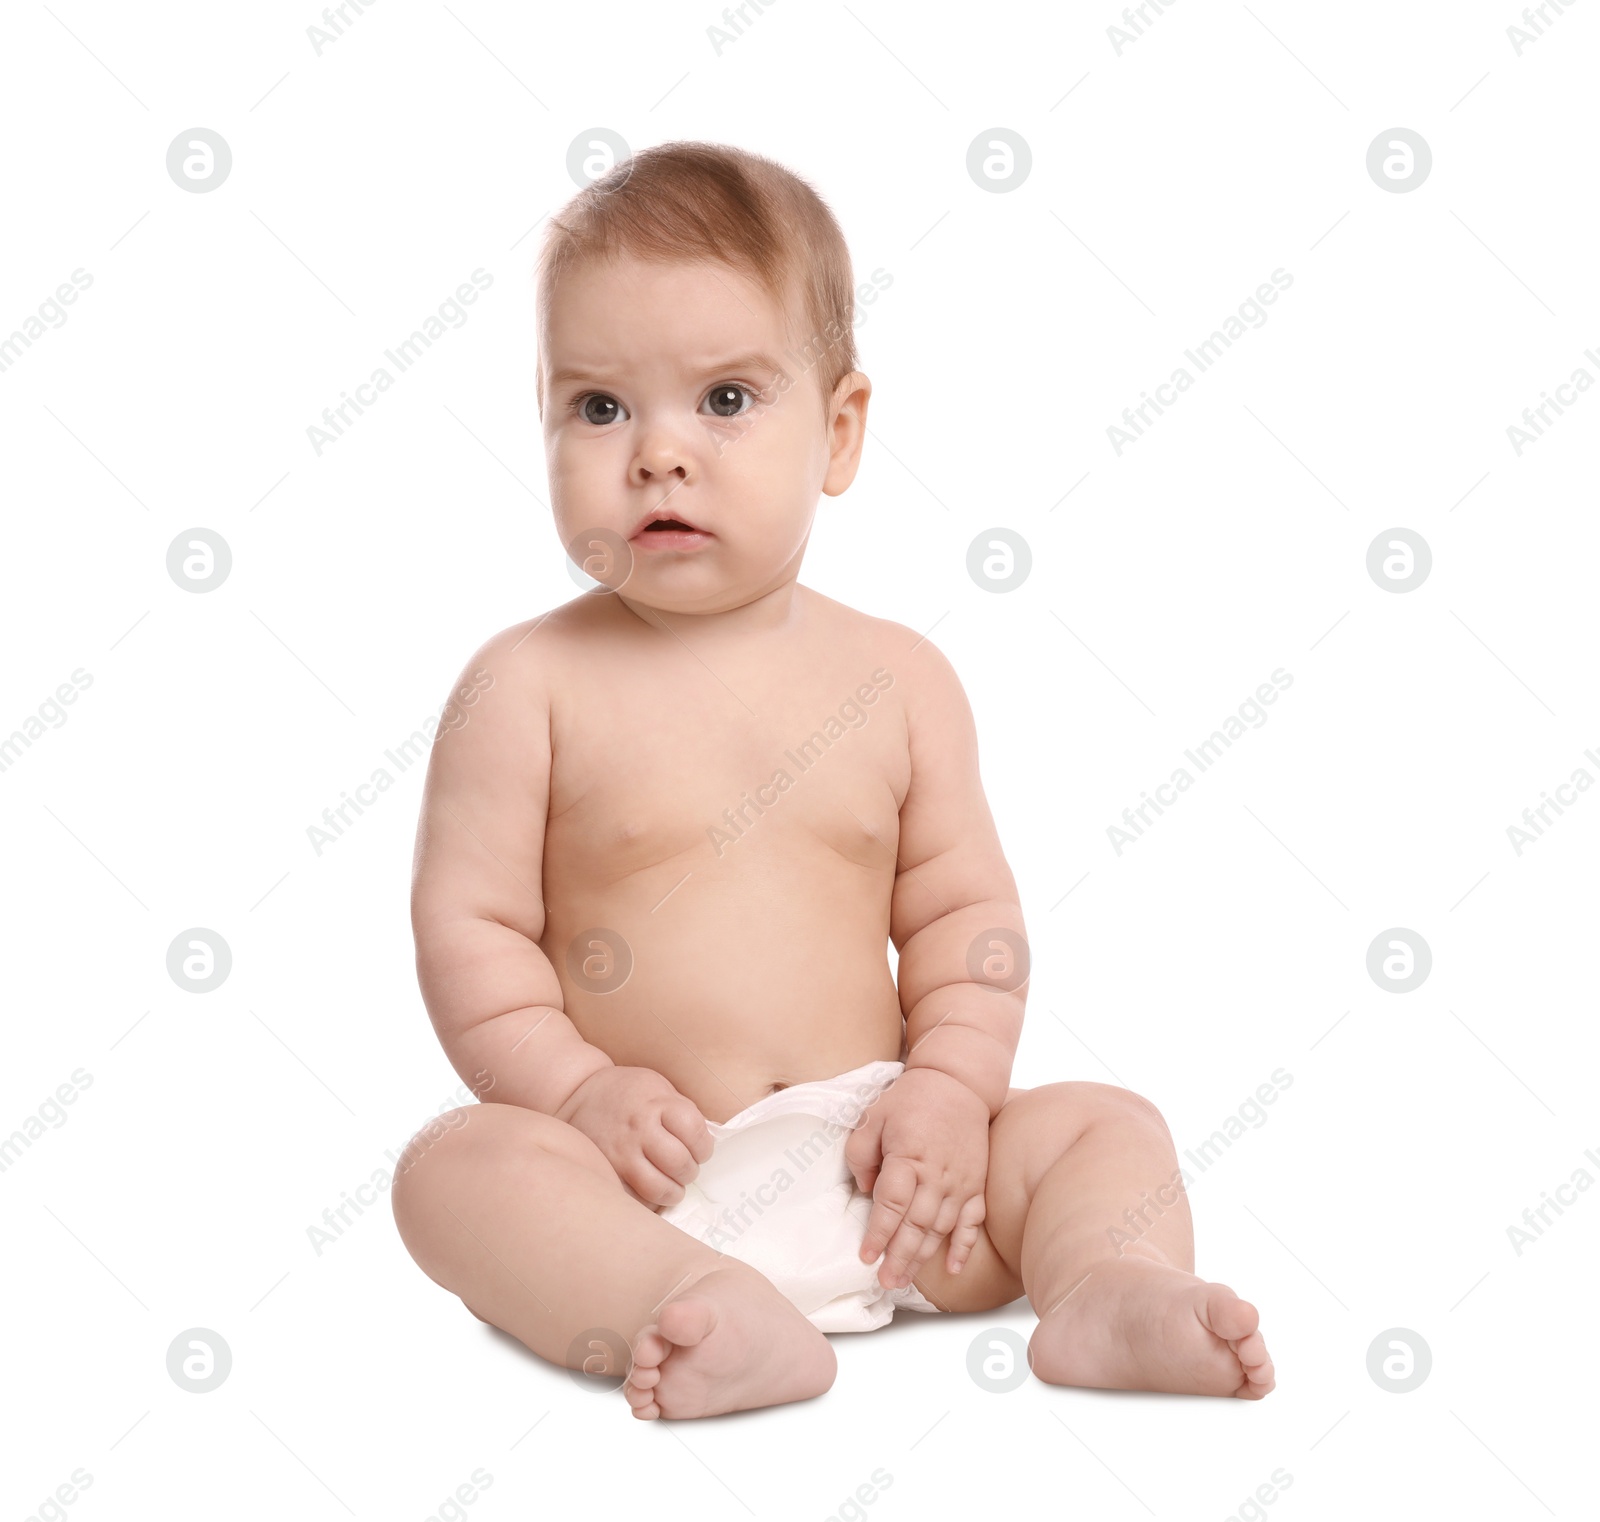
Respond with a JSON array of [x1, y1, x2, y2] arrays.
[[927, 1191, 962, 1240], [946, 1220, 983, 1274], [624, 1157, 688, 1209], [947, 1195, 987, 1274], [843, 1111, 885, 1196], [892, 1193, 957, 1281], [877, 1221, 929, 1289], [879, 1180, 948, 1287], [640, 1129, 698, 1188], [661, 1100, 715, 1164], [904, 1191, 963, 1274], [857, 1154, 916, 1265], [904, 1230, 950, 1285]]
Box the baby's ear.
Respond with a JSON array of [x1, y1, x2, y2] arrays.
[[821, 371, 871, 497]]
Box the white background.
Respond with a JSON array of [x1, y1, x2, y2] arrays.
[[2, 1, 1597, 1518]]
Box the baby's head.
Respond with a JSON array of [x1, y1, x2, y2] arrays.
[[535, 141, 871, 617]]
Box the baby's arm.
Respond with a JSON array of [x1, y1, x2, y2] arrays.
[[410, 626, 611, 1116], [890, 639, 1026, 1115], [848, 636, 1026, 1287], [410, 625, 713, 1206]]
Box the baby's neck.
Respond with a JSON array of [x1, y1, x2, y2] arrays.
[[614, 577, 806, 637]]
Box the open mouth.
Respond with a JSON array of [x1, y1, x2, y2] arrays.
[[627, 515, 716, 556], [630, 507, 712, 545]]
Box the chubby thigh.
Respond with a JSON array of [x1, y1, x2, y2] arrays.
[[391, 1100, 739, 1366]]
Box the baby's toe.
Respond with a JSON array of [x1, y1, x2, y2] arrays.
[[1199, 1285, 1258, 1343], [626, 1362, 662, 1390], [1237, 1365, 1275, 1399], [630, 1326, 669, 1370], [1234, 1330, 1275, 1398], [1233, 1329, 1268, 1369], [657, 1293, 718, 1347]]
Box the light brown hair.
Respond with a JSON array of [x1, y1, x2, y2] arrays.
[[536, 141, 859, 416]]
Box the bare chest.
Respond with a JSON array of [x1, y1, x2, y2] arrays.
[[545, 653, 907, 883]]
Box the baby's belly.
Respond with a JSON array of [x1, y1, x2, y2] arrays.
[[543, 858, 904, 1124]]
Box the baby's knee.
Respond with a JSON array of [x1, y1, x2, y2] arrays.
[[390, 1102, 529, 1217], [1084, 1081, 1169, 1134], [392, 1102, 610, 1212], [390, 1103, 573, 1263], [392, 1104, 478, 1184], [391, 1105, 477, 1231], [1004, 1080, 1170, 1146]]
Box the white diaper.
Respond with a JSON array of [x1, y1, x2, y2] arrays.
[[657, 1059, 941, 1333]]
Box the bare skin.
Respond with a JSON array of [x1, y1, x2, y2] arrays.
[[391, 250, 1274, 1418]]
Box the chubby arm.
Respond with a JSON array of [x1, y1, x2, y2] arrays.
[[410, 624, 613, 1116], [889, 637, 1027, 1118]]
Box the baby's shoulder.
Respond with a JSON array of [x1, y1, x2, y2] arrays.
[[799, 587, 967, 706], [445, 596, 600, 705], [798, 585, 911, 655]]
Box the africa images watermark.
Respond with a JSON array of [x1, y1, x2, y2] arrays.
[[305, 269, 493, 456], [305, 0, 378, 55], [1505, 1142, 1600, 1256], [0, 668, 94, 776], [1107, 269, 1294, 456], [307, 666, 493, 855], [0, 1068, 95, 1175], [701, 1069, 892, 1252], [1106, 0, 1180, 56], [1504, 743, 1600, 855], [1106, 1067, 1294, 1256], [1506, 0, 1579, 55], [1504, 344, 1600, 456], [1107, 668, 1293, 855], [0, 268, 94, 377], [706, 668, 894, 856], [421, 1468, 496, 1522], [20, 1466, 95, 1522], [819, 1470, 895, 1522], [706, 0, 780, 54], [306, 1071, 493, 1256]]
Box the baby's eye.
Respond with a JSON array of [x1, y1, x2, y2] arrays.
[[702, 383, 758, 419], [572, 392, 627, 425]]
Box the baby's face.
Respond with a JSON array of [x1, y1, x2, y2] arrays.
[[539, 254, 866, 615]]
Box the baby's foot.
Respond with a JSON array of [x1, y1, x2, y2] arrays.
[[622, 1264, 837, 1420], [1029, 1253, 1274, 1399]]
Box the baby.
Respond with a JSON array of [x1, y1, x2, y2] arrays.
[[391, 140, 1273, 1419]]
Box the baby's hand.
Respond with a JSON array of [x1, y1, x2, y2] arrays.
[[845, 1067, 991, 1291], [555, 1066, 715, 1208]]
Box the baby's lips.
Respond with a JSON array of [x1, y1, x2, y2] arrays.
[[630, 507, 708, 536]]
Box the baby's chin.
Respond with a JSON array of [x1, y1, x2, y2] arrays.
[[611, 576, 778, 619], [609, 554, 805, 616]]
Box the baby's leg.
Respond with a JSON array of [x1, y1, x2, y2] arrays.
[[1011, 1088, 1273, 1395], [390, 1103, 836, 1419], [979, 1082, 1274, 1398]]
